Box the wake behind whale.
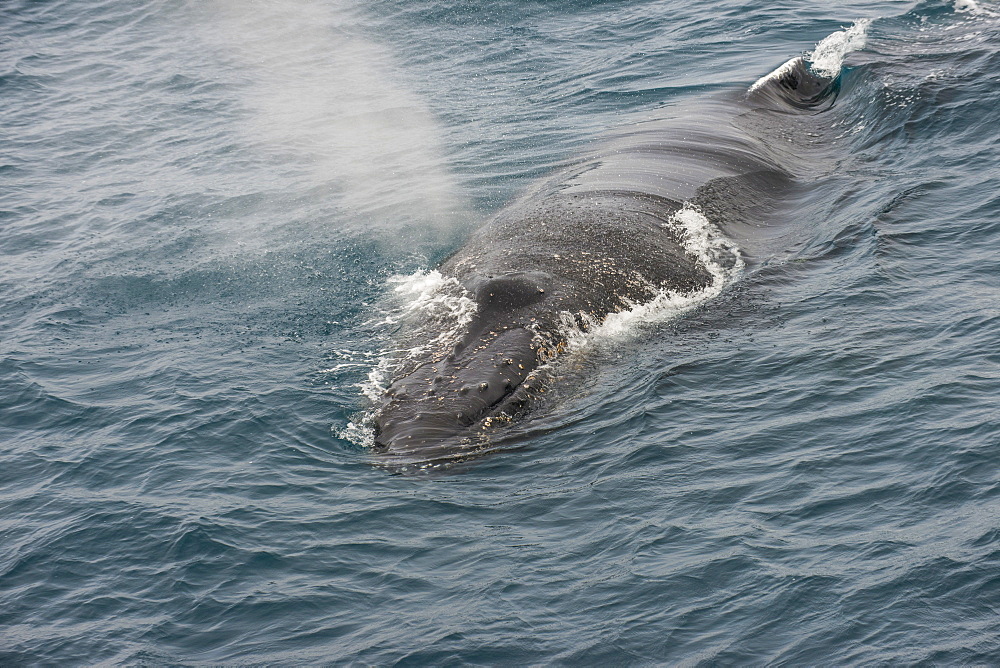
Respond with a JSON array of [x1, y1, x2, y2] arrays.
[[356, 23, 870, 466]]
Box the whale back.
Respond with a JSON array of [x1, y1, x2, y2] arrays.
[[442, 190, 711, 321], [372, 190, 715, 459], [372, 57, 842, 461]]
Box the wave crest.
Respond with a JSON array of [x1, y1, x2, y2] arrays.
[[808, 19, 872, 78]]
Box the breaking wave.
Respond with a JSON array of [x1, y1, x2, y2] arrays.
[[808, 19, 871, 78], [749, 19, 871, 92]]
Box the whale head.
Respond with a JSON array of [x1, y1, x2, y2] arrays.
[[372, 327, 540, 458], [373, 272, 554, 459]]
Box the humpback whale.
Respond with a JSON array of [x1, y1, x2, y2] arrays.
[[371, 56, 842, 462]]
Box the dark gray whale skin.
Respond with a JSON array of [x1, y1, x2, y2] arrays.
[[372, 57, 839, 461]]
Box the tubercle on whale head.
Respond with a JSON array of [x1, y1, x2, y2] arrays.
[[372, 327, 542, 456]]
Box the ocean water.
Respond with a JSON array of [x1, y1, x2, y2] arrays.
[[2, 0, 999, 663]]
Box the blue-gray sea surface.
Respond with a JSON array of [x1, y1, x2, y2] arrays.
[[2, 0, 999, 664]]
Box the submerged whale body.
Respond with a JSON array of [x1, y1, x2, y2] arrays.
[[372, 57, 841, 461]]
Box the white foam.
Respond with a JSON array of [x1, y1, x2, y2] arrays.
[[807, 19, 872, 78], [386, 270, 477, 329], [340, 270, 477, 447], [748, 57, 801, 94], [338, 417, 376, 449], [364, 269, 477, 385], [953, 0, 999, 15], [561, 204, 743, 347]]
